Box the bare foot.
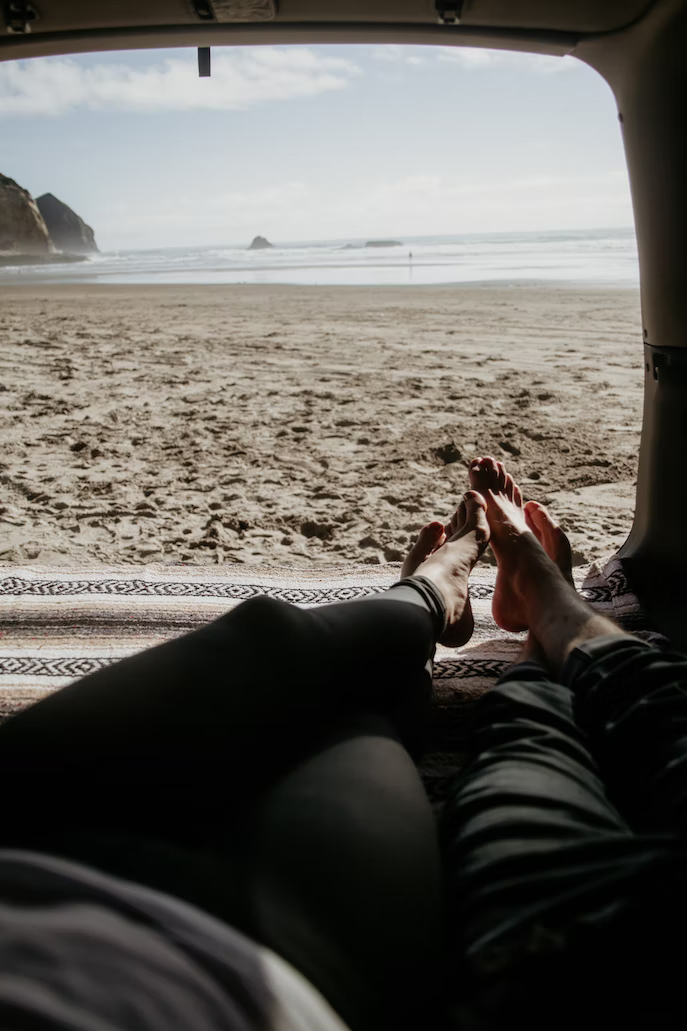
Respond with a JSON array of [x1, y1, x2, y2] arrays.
[[456, 458, 618, 675], [505, 501, 574, 665], [468, 456, 546, 632], [403, 492, 490, 647], [524, 501, 573, 586]]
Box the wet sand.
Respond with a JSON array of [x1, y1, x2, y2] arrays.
[[0, 283, 643, 569]]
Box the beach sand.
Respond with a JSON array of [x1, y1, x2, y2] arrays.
[[0, 283, 643, 569]]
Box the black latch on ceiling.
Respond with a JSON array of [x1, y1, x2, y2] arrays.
[[198, 46, 211, 76], [436, 0, 463, 24], [189, 0, 277, 21], [2, 0, 39, 33], [190, 0, 215, 19]]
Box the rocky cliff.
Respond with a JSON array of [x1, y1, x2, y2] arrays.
[[36, 193, 98, 254], [0, 173, 55, 255], [248, 235, 273, 250]]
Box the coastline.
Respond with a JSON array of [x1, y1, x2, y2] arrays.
[[0, 277, 636, 288], [0, 253, 88, 270]]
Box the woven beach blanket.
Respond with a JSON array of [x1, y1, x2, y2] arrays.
[[0, 554, 662, 805]]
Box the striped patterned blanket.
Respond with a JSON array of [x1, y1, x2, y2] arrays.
[[0, 555, 659, 804]]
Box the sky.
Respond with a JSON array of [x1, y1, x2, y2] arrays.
[[0, 43, 634, 251]]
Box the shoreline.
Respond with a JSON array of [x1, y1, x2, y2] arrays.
[[0, 278, 639, 291], [0, 253, 88, 269], [0, 282, 643, 569]]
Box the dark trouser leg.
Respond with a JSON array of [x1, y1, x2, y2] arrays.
[[443, 643, 687, 1031], [440, 658, 685, 1029], [566, 634, 687, 832], [442, 664, 634, 960]]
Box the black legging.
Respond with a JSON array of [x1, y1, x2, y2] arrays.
[[0, 578, 447, 1031]]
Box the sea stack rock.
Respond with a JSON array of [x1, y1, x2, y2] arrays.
[[248, 235, 274, 250], [0, 173, 54, 255], [36, 193, 98, 254]]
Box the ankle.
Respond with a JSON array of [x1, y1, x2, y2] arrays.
[[510, 536, 572, 625]]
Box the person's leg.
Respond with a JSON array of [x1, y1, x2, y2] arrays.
[[0, 588, 442, 894], [0, 496, 486, 847], [251, 711, 443, 1031], [0, 497, 489, 944], [564, 636, 687, 833], [440, 457, 687, 1027], [441, 660, 687, 1030], [441, 659, 639, 981], [470, 455, 687, 834]]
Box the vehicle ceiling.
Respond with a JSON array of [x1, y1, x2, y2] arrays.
[[0, 1, 659, 61]]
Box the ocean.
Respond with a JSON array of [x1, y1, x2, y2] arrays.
[[0, 226, 638, 287]]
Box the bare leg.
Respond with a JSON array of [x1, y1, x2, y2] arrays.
[[402, 491, 490, 647], [520, 498, 574, 664], [524, 499, 573, 587], [468, 456, 620, 675]]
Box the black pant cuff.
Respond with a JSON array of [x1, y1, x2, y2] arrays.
[[561, 632, 651, 689], [497, 660, 551, 685], [390, 575, 448, 640]]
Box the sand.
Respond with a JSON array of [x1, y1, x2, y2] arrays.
[[0, 283, 643, 569]]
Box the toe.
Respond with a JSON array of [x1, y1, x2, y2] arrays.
[[470, 456, 499, 496], [524, 503, 543, 543], [465, 489, 486, 514], [496, 461, 507, 492], [416, 520, 446, 553], [431, 530, 447, 554], [524, 500, 556, 534], [402, 521, 445, 576], [468, 461, 483, 494]]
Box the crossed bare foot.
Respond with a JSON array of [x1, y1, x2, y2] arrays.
[[401, 458, 574, 643], [402, 491, 490, 647], [468, 456, 573, 632]]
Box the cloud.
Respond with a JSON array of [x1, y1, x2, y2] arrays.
[[347, 170, 630, 224], [435, 46, 577, 73], [372, 45, 425, 66], [0, 48, 361, 116], [338, 170, 633, 241], [372, 42, 576, 73]]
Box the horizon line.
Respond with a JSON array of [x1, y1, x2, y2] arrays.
[[102, 224, 637, 254]]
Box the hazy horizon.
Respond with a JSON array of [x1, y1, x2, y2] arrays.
[[0, 225, 638, 288], [91, 225, 635, 255]]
